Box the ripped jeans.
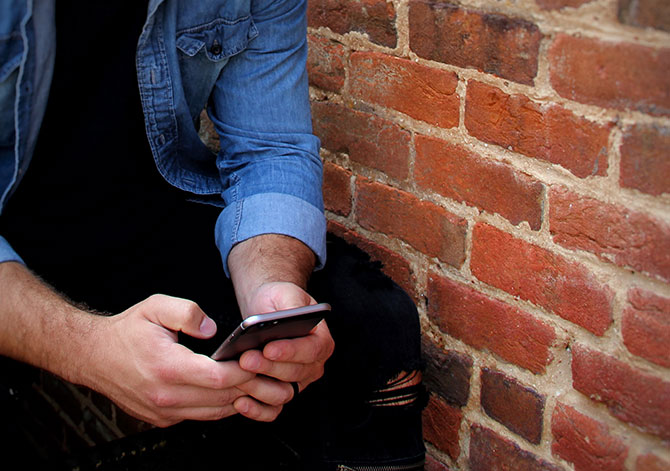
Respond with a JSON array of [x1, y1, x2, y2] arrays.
[[30, 233, 426, 471], [273, 234, 427, 471], [193, 234, 427, 471]]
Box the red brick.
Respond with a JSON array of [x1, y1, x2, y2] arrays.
[[548, 34, 670, 116], [551, 403, 628, 471], [415, 135, 544, 230], [323, 162, 352, 216], [423, 394, 462, 461], [472, 223, 614, 336], [619, 0, 670, 33], [480, 368, 545, 444], [311, 102, 411, 180], [355, 179, 467, 267], [409, 1, 541, 85], [349, 52, 459, 128], [307, 34, 346, 92], [427, 273, 556, 373], [537, 0, 595, 9], [572, 344, 670, 440], [470, 425, 564, 471], [326, 221, 417, 299], [622, 288, 670, 368], [549, 187, 670, 282], [465, 81, 611, 178], [425, 454, 451, 471], [636, 453, 670, 471], [307, 0, 397, 48], [620, 124, 670, 197], [422, 338, 472, 407]]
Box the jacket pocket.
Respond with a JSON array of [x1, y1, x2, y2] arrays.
[[176, 15, 258, 62]]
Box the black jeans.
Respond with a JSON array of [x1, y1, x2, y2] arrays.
[[181, 234, 427, 471], [2, 234, 426, 471]]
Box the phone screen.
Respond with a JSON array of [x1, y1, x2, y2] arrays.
[[211, 303, 331, 361]]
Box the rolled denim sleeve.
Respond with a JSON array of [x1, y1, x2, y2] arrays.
[[208, 0, 325, 276], [0, 235, 23, 264]]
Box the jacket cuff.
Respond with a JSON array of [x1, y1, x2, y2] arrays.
[[215, 193, 326, 277], [0, 236, 24, 264]]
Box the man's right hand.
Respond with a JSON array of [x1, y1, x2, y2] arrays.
[[0, 262, 295, 427], [84, 294, 256, 427]]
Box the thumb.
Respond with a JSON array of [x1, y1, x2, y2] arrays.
[[137, 294, 217, 339]]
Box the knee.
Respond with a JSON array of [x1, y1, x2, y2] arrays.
[[368, 370, 426, 409]]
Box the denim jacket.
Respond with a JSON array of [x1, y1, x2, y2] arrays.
[[0, 0, 326, 275]]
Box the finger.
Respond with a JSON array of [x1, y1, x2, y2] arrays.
[[137, 294, 217, 339], [236, 376, 294, 406], [142, 383, 247, 411], [239, 349, 304, 383], [233, 396, 283, 422], [263, 320, 334, 364], [238, 349, 322, 387], [150, 404, 240, 428], [161, 343, 256, 389]]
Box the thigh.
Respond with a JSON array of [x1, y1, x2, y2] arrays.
[[309, 234, 424, 394], [272, 234, 426, 470]]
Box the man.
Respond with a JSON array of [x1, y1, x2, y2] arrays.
[[0, 1, 425, 469]]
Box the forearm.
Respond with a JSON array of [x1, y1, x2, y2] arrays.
[[227, 234, 316, 316], [0, 261, 101, 385]]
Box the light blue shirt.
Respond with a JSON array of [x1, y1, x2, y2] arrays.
[[0, 0, 326, 275]]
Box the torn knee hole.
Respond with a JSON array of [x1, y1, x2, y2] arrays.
[[366, 371, 423, 407]]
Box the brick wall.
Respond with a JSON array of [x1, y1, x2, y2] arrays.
[[308, 0, 670, 469]]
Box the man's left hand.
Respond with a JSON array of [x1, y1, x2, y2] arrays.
[[233, 281, 334, 421]]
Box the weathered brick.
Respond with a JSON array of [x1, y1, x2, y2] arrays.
[[423, 394, 463, 461], [422, 337, 472, 407], [548, 34, 670, 116], [549, 187, 670, 282], [415, 135, 544, 229], [622, 288, 670, 368], [349, 52, 459, 128], [480, 368, 545, 444], [537, 0, 595, 9], [619, 0, 670, 33], [470, 425, 564, 471], [409, 1, 542, 85], [572, 344, 670, 440], [620, 124, 670, 196], [307, 34, 346, 92], [427, 273, 556, 373], [355, 179, 467, 267], [326, 221, 418, 299], [472, 223, 614, 336], [465, 81, 611, 178], [551, 403, 628, 471], [636, 453, 670, 471], [323, 161, 352, 216], [425, 454, 451, 471], [307, 0, 397, 48], [311, 102, 411, 180]]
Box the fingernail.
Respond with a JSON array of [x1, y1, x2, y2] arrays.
[[265, 346, 280, 360], [235, 400, 249, 414], [244, 355, 261, 371], [199, 317, 217, 336]]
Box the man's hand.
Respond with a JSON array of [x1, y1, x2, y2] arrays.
[[85, 294, 256, 427], [0, 262, 297, 427], [233, 281, 334, 421], [227, 235, 335, 421]]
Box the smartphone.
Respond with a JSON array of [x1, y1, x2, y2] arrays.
[[211, 303, 331, 361]]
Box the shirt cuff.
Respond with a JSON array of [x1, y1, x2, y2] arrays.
[[215, 193, 326, 277], [0, 236, 24, 265]]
